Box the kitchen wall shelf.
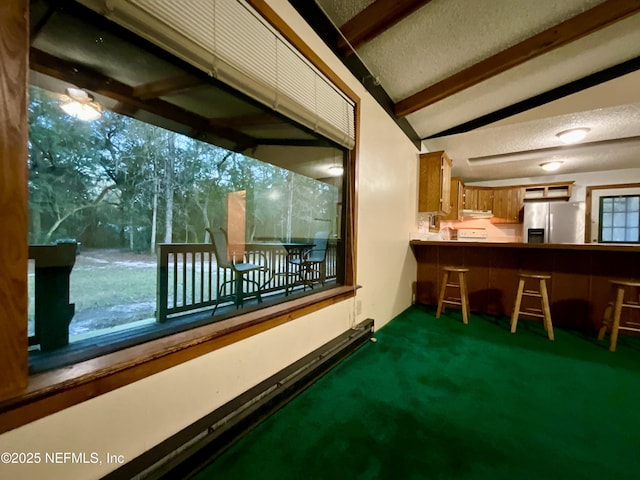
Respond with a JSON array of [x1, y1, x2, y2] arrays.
[[523, 181, 574, 201]]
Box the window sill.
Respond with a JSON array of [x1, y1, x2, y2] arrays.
[[0, 285, 356, 434]]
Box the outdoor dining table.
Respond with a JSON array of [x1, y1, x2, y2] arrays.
[[245, 241, 315, 293]]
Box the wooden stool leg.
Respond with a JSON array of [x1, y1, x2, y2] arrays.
[[436, 271, 449, 318], [597, 302, 613, 341], [459, 271, 469, 325], [511, 278, 525, 333], [609, 286, 625, 352], [539, 278, 554, 341]]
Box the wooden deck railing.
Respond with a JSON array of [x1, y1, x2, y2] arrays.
[[26, 241, 338, 348], [156, 241, 338, 323], [156, 243, 218, 323]]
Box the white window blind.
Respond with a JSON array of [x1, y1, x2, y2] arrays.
[[95, 0, 355, 149]]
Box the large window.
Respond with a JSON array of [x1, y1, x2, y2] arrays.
[[23, 0, 353, 372]]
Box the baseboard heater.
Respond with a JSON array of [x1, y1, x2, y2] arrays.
[[102, 318, 375, 480]]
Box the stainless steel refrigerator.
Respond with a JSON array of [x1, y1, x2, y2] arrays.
[[523, 201, 584, 244]]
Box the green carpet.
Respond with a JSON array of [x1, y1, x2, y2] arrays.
[[193, 305, 640, 480]]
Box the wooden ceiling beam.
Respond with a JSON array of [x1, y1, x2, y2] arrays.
[[111, 101, 139, 117], [423, 55, 640, 139], [29, 48, 257, 150], [213, 112, 286, 129], [394, 0, 640, 118], [338, 0, 432, 55], [258, 138, 330, 147], [131, 73, 205, 100]]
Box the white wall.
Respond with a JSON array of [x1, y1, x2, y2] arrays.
[[0, 2, 420, 479]]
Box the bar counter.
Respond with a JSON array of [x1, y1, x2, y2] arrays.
[[410, 240, 640, 331]]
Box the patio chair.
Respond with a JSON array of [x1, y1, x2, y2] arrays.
[[288, 231, 330, 291], [206, 227, 268, 314]]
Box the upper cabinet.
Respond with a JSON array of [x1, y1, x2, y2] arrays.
[[464, 186, 493, 211], [443, 177, 464, 221], [523, 181, 574, 201], [461, 186, 523, 224], [418, 151, 451, 215], [429, 171, 573, 224], [491, 187, 524, 224]]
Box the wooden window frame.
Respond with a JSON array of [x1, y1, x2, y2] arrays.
[[0, 0, 360, 434], [597, 194, 640, 243], [585, 183, 640, 243]]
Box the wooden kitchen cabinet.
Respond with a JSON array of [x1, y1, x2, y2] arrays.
[[442, 177, 464, 220], [418, 151, 451, 215], [523, 181, 574, 201], [463, 186, 493, 211], [491, 187, 524, 223]]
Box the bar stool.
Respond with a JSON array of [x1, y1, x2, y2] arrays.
[[436, 266, 470, 324], [511, 273, 554, 340], [597, 280, 640, 352]]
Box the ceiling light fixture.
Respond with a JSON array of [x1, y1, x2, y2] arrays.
[[540, 161, 563, 172], [556, 128, 590, 144], [328, 165, 344, 176], [60, 87, 102, 121]]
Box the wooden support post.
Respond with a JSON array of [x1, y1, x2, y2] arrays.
[[0, 0, 29, 401]]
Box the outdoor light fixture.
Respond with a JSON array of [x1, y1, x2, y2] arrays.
[[540, 161, 563, 172], [60, 87, 102, 121], [556, 127, 590, 144]]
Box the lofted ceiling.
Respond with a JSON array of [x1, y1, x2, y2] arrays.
[[293, 0, 640, 182]]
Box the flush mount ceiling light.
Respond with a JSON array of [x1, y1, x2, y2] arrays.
[[60, 87, 102, 121], [556, 127, 590, 144], [540, 161, 563, 172], [328, 165, 344, 176]]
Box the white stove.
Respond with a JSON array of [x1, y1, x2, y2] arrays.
[[456, 228, 488, 242]]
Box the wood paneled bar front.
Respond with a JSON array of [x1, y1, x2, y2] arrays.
[[410, 241, 640, 331]]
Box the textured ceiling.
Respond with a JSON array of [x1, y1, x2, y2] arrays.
[[354, 0, 606, 101], [310, 0, 640, 182], [408, 12, 640, 137]]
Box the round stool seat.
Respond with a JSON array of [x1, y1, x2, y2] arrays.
[[443, 267, 469, 273], [519, 273, 551, 280], [609, 279, 640, 288], [511, 272, 554, 340]]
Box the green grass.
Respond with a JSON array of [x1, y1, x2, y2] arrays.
[[28, 251, 218, 336], [28, 265, 156, 315], [28, 258, 157, 335], [69, 266, 157, 310]]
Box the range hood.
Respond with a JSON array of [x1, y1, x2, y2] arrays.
[[461, 209, 494, 219]]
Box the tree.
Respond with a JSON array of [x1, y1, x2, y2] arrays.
[[28, 87, 118, 244], [163, 132, 176, 243], [28, 84, 339, 252]]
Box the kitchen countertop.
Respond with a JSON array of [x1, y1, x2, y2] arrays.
[[410, 239, 640, 330], [409, 240, 640, 252]]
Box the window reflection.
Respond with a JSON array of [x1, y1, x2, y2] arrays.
[[27, 82, 346, 367]]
